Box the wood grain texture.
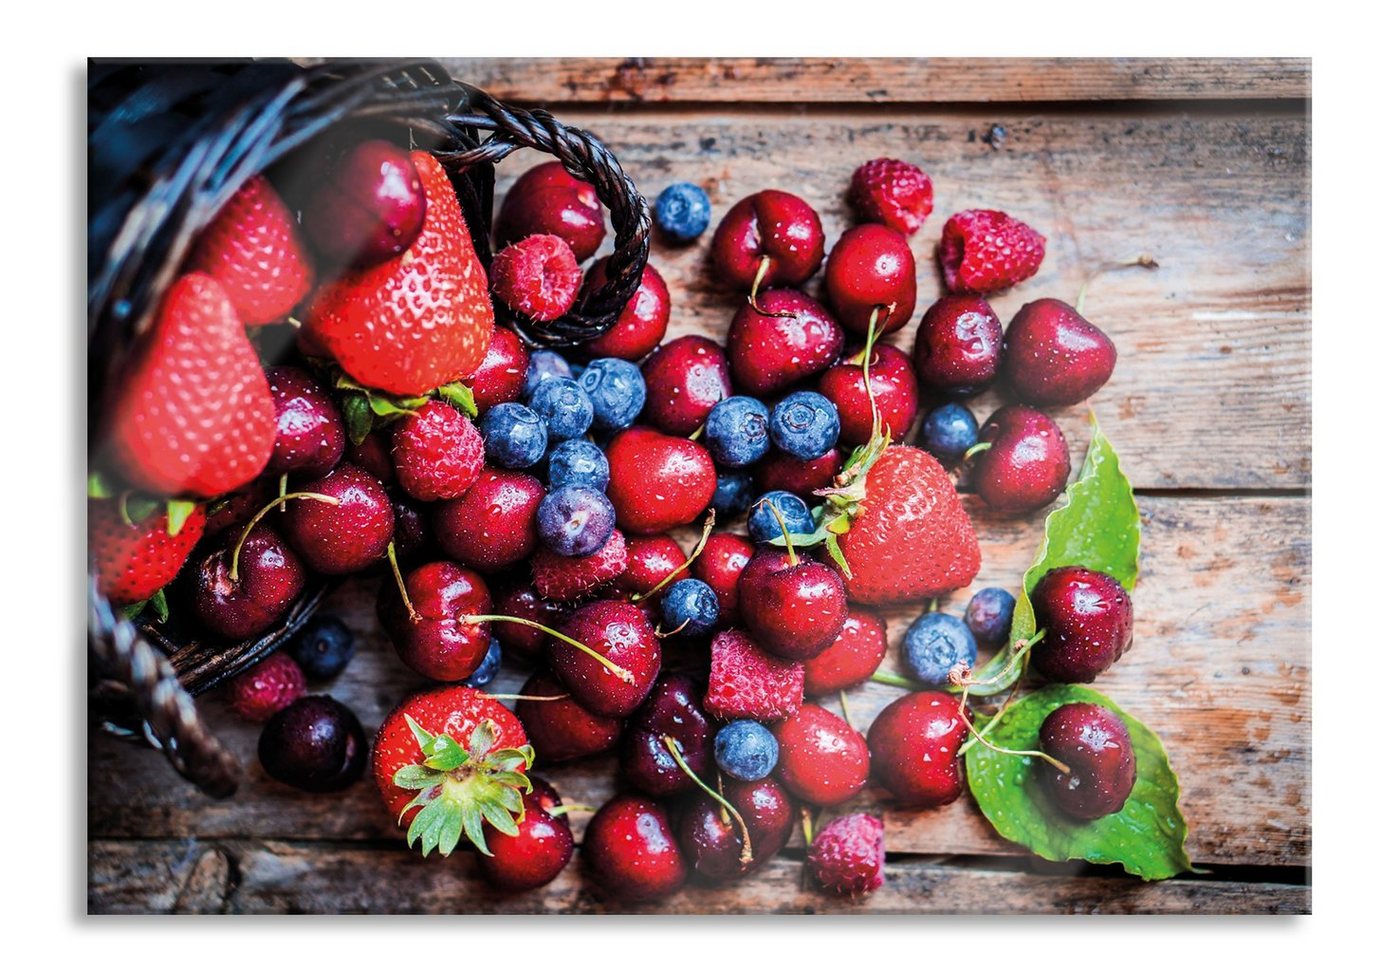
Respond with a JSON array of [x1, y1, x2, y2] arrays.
[[483, 105, 1310, 489], [87, 840, 1309, 915], [442, 58, 1310, 105], [88, 497, 1310, 870]]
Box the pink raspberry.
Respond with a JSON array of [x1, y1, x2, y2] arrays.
[[391, 400, 484, 501], [808, 812, 885, 897], [227, 653, 305, 722], [531, 529, 628, 602], [703, 629, 804, 721], [490, 233, 582, 322], [849, 158, 934, 235], [937, 209, 1046, 295]]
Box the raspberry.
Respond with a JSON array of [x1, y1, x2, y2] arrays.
[[808, 812, 885, 897], [531, 529, 628, 601], [391, 400, 485, 501], [703, 629, 804, 721], [937, 209, 1046, 295], [849, 158, 934, 235], [490, 233, 582, 322], [227, 653, 305, 722]]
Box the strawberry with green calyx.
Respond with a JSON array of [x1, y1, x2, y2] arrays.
[[372, 686, 535, 857], [332, 370, 477, 448], [89, 495, 206, 607]]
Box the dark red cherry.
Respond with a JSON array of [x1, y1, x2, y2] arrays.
[[618, 535, 690, 597], [817, 342, 918, 446], [265, 366, 345, 478], [1039, 702, 1137, 819], [711, 189, 825, 293], [377, 560, 492, 682], [640, 335, 732, 436], [478, 779, 575, 892], [913, 295, 1003, 398], [548, 600, 661, 717], [692, 532, 753, 626], [492, 580, 566, 661], [280, 464, 395, 574], [433, 467, 546, 573], [1003, 298, 1118, 407], [754, 448, 842, 503], [620, 673, 716, 798], [678, 778, 795, 881], [866, 691, 969, 807], [738, 548, 849, 661], [515, 670, 622, 763], [970, 405, 1071, 514], [726, 289, 843, 397], [1030, 566, 1134, 683], [258, 695, 367, 793], [772, 703, 869, 806], [582, 260, 671, 362], [583, 794, 687, 900], [802, 611, 888, 697], [389, 493, 436, 569], [823, 223, 917, 336], [466, 326, 529, 409], [606, 426, 717, 536], [193, 525, 306, 640], [304, 139, 426, 268], [346, 430, 393, 484], [495, 161, 606, 261]]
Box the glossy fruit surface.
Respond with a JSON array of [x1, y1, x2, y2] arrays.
[[478, 781, 575, 892], [481, 402, 548, 469], [193, 525, 306, 641], [548, 599, 661, 717], [640, 335, 732, 436], [227, 652, 305, 722], [913, 295, 1003, 397], [754, 448, 841, 503], [823, 223, 917, 335], [714, 720, 779, 781], [494, 161, 606, 261], [705, 395, 770, 468], [660, 579, 720, 637], [711, 189, 826, 291], [818, 342, 918, 446], [303, 139, 426, 268], [746, 490, 815, 544], [377, 560, 493, 682], [281, 464, 395, 574], [1031, 566, 1134, 682], [577, 357, 646, 434], [1003, 298, 1118, 406], [1039, 702, 1137, 819], [528, 377, 594, 443], [531, 528, 628, 601], [605, 426, 716, 535], [867, 691, 968, 806], [773, 703, 869, 806], [265, 366, 346, 478], [493, 582, 565, 660], [433, 467, 545, 572], [515, 670, 622, 763], [738, 548, 848, 661], [769, 391, 841, 460], [88, 498, 206, 605], [965, 587, 1016, 645], [693, 533, 753, 624], [725, 290, 843, 397], [620, 673, 716, 797], [258, 695, 367, 792], [466, 326, 529, 409], [391, 400, 484, 502], [581, 261, 671, 361], [803, 611, 888, 697], [920, 403, 979, 466], [584, 794, 687, 900], [536, 485, 616, 557], [971, 405, 1071, 514], [679, 778, 794, 881]]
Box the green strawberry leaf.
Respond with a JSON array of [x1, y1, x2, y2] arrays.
[[965, 684, 1194, 881], [149, 588, 169, 624], [341, 394, 373, 447], [966, 417, 1140, 696], [436, 381, 478, 419], [88, 472, 114, 499], [165, 499, 197, 536]]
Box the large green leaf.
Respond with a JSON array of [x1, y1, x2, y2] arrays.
[[966, 418, 1140, 696], [965, 684, 1193, 880]]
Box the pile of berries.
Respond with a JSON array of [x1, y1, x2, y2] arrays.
[[90, 137, 1135, 904]]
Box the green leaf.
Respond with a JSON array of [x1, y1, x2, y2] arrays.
[[121, 599, 148, 620], [149, 588, 169, 624], [341, 394, 373, 447], [366, 394, 420, 419], [405, 715, 435, 751], [467, 719, 499, 761], [88, 472, 114, 499], [965, 684, 1193, 881], [422, 734, 471, 772], [392, 764, 443, 791], [966, 418, 1140, 696], [165, 499, 197, 536], [436, 381, 478, 418]]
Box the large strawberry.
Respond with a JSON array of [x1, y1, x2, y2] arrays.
[[819, 442, 981, 604], [104, 273, 276, 498], [372, 685, 534, 857], [304, 151, 494, 397], [88, 497, 206, 605], [188, 174, 313, 326]]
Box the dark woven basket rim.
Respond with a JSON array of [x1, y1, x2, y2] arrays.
[[87, 57, 651, 798]]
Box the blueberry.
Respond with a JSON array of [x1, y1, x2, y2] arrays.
[[747, 489, 815, 544], [965, 587, 1017, 645], [257, 696, 367, 793], [654, 182, 712, 243], [660, 578, 720, 636], [482, 402, 548, 468], [286, 614, 355, 681], [547, 438, 610, 491], [921, 403, 980, 466], [578, 357, 646, 433], [528, 376, 594, 442], [464, 638, 503, 688], [902, 612, 979, 686], [524, 350, 572, 397], [714, 720, 779, 781], [711, 469, 754, 523], [536, 485, 616, 557], [770, 391, 841, 460], [705, 395, 770, 467]]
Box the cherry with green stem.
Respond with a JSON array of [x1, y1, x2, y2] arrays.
[[229, 491, 339, 582], [664, 735, 753, 864]]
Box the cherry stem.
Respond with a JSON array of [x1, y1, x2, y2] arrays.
[[869, 669, 923, 691], [956, 679, 1070, 774], [746, 255, 798, 319], [663, 735, 753, 864], [546, 803, 596, 817], [486, 693, 569, 703], [800, 806, 814, 847], [461, 615, 635, 685], [958, 669, 1025, 757], [655, 618, 691, 639], [761, 497, 800, 567], [839, 690, 853, 726], [859, 306, 889, 439], [955, 628, 1046, 689], [634, 510, 716, 603], [962, 441, 992, 461], [277, 473, 289, 513], [230, 491, 340, 582], [688, 423, 706, 442], [386, 541, 422, 622], [1076, 280, 1091, 315]]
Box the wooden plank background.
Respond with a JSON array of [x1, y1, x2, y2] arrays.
[[87, 57, 1311, 914]]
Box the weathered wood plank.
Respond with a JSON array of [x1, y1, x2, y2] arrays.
[[484, 106, 1310, 489], [443, 58, 1310, 105], [87, 840, 1308, 915], [88, 497, 1310, 868]]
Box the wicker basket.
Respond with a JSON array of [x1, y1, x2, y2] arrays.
[[87, 58, 651, 798]]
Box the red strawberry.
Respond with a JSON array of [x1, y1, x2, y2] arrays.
[[826, 445, 980, 605], [703, 629, 804, 721], [88, 498, 206, 604], [226, 652, 305, 722], [937, 209, 1046, 295], [189, 174, 312, 326], [391, 400, 485, 501], [808, 812, 885, 897], [803, 611, 888, 697], [104, 273, 276, 498], [849, 158, 934, 235], [372, 685, 533, 856], [531, 528, 628, 601], [305, 151, 494, 396]]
